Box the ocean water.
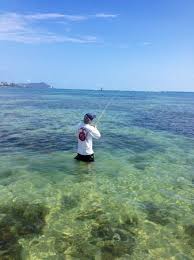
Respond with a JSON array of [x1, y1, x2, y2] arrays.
[[0, 88, 194, 259]]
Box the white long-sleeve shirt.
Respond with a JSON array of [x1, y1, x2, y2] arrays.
[[76, 122, 101, 155]]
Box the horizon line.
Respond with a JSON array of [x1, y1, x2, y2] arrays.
[[53, 87, 194, 93]]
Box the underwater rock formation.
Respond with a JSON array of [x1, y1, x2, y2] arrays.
[[61, 195, 79, 210], [142, 201, 171, 226], [52, 205, 139, 259], [0, 201, 48, 258], [184, 224, 194, 247]]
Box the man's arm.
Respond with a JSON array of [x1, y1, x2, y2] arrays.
[[88, 125, 101, 139]]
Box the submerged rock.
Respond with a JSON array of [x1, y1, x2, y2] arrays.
[[90, 213, 137, 258], [91, 222, 114, 241], [100, 238, 135, 258], [0, 169, 15, 178], [0, 201, 48, 258], [61, 195, 79, 210], [54, 210, 138, 259], [184, 224, 194, 236], [76, 206, 104, 221], [184, 224, 194, 247], [142, 201, 170, 226], [112, 233, 121, 241], [0, 224, 21, 259], [128, 154, 151, 170], [54, 232, 96, 259], [119, 214, 139, 229], [134, 162, 148, 170]]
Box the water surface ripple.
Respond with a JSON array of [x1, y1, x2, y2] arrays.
[[0, 88, 194, 259]]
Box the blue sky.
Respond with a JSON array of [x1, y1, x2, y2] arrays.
[[0, 0, 194, 91]]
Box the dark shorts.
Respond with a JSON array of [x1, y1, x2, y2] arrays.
[[74, 153, 94, 162]]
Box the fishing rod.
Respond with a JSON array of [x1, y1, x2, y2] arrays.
[[95, 95, 115, 126]]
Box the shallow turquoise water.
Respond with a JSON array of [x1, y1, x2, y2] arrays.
[[0, 88, 194, 259]]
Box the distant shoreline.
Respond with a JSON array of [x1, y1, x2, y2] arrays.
[[0, 82, 53, 89], [0, 85, 193, 93]]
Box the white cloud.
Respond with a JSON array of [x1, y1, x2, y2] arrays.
[[142, 41, 152, 46], [95, 13, 119, 18], [0, 13, 25, 32], [0, 31, 97, 44], [24, 12, 118, 21], [0, 12, 117, 44], [25, 13, 87, 21]]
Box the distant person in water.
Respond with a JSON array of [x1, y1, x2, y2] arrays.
[[74, 113, 101, 162]]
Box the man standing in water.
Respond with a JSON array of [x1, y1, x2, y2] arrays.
[[74, 113, 101, 162]]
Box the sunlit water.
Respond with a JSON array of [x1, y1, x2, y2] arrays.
[[0, 88, 194, 259]]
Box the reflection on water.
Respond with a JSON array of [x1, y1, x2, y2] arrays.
[[0, 88, 194, 259]]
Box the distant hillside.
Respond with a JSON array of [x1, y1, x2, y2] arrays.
[[19, 82, 53, 88], [0, 82, 53, 88]]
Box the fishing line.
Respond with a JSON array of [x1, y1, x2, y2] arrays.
[[95, 94, 116, 126]]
